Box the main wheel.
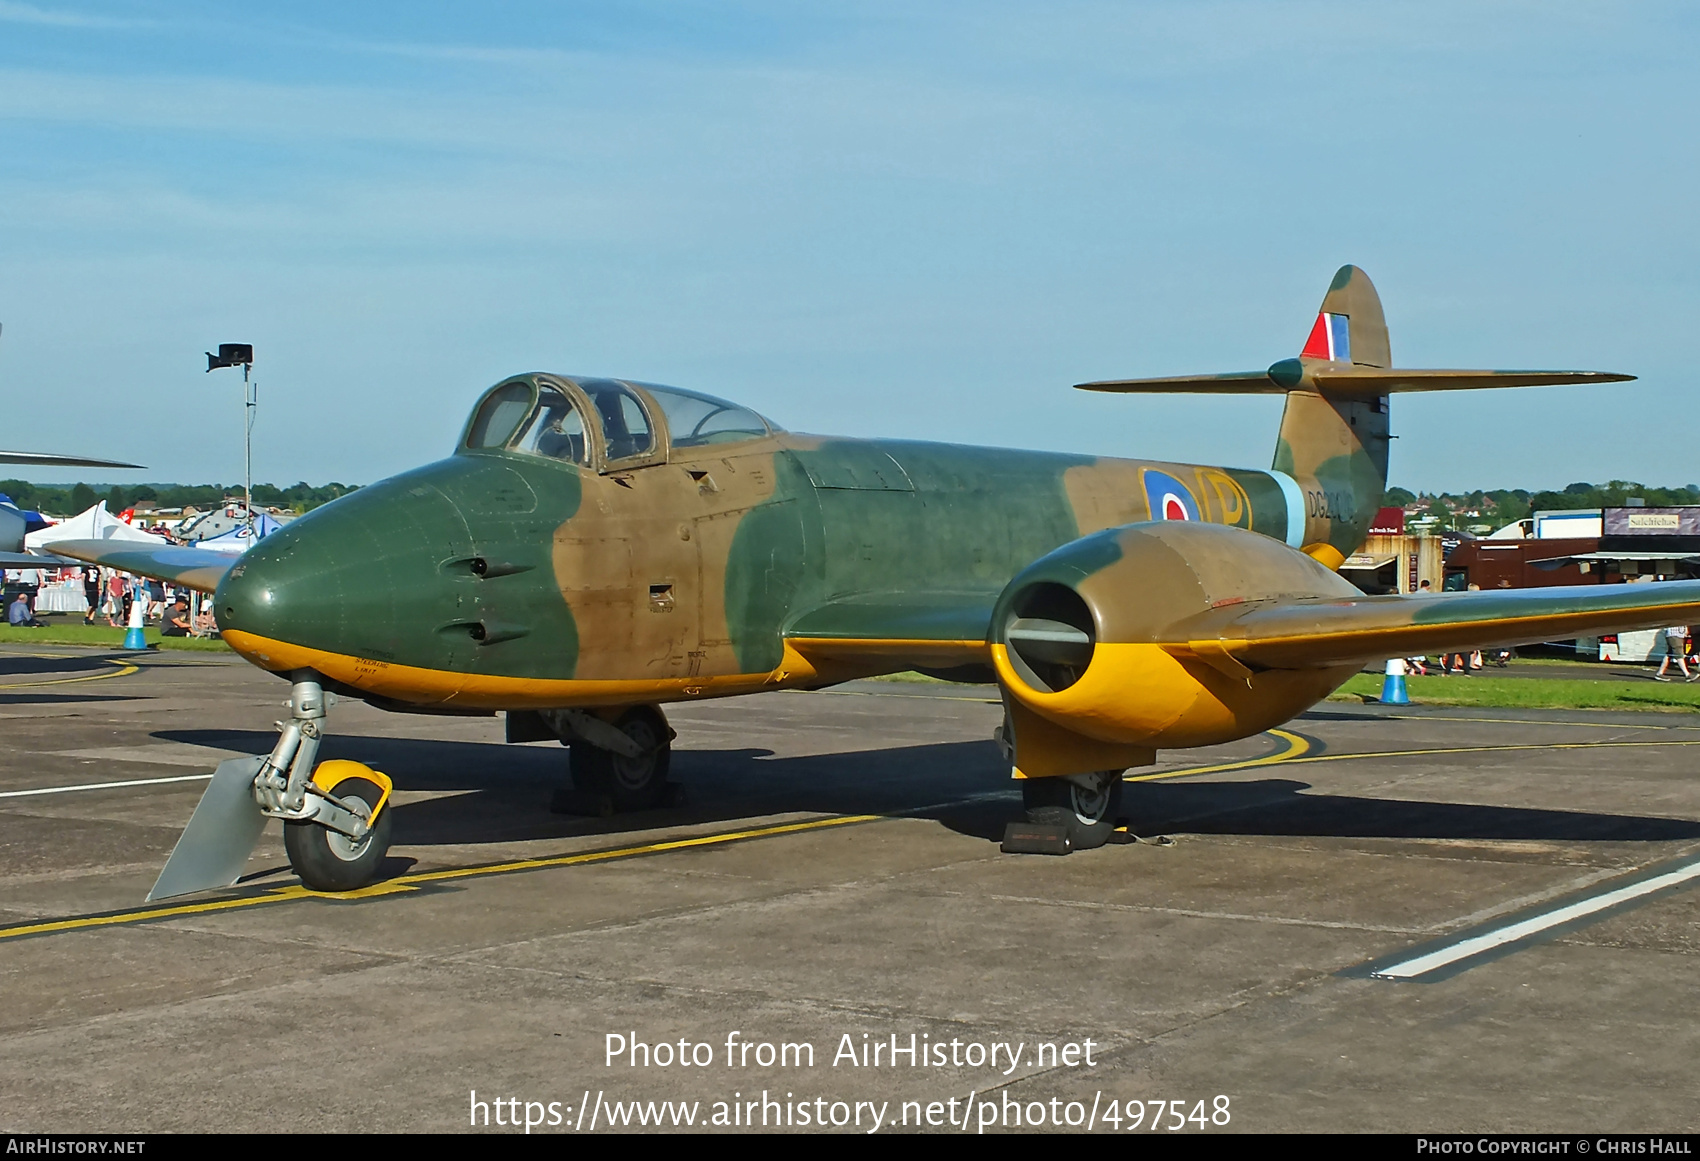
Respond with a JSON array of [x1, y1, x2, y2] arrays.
[[569, 705, 672, 812], [283, 776, 393, 892], [1022, 771, 1123, 851]]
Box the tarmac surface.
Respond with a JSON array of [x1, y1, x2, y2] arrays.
[[1, 643, 1698, 1134]]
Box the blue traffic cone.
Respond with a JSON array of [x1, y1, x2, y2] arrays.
[[1379, 658, 1410, 705], [122, 589, 148, 651]]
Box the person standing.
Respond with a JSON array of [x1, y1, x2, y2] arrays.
[[104, 570, 126, 628], [82, 568, 101, 625], [1654, 625, 1695, 681]]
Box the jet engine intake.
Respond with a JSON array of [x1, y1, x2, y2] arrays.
[[991, 521, 1363, 772]]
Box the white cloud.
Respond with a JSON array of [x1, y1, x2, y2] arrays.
[[0, 0, 148, 29]]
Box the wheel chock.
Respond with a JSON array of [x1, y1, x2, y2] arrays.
[[1000, 821, 1072, 856]]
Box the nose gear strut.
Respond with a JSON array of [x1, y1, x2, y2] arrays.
[[146, 673, 394, 901]]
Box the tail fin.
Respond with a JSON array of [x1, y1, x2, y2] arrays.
[[1273, 265, 1391, 566], [1299, 263, 1390, 368], [1072, 264, 1633, 568]]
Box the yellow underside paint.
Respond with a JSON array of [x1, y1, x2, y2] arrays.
[[785, 636, 988, 669], [992, 640, 1352, 758], [1302, 543, 1347, 570], [1004, 695, 1156, 779], [220, 630, 980, 710], [311, 760, 394, 827], [223, 629, 826, 709]]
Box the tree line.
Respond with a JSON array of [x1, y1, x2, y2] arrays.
[[1383, 481, 1700, 527], [0, 480, 359, 516]]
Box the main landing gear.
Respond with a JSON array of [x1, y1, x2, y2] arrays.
[[542, 705, 676, 816], [1020, 771, 1124, 851]]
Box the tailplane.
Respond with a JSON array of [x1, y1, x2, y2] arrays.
[[1074, 265, 1633, 566]]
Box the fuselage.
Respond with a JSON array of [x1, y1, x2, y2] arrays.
[[214, 374, 1333, 710]]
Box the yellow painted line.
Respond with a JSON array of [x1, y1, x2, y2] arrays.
[[1128, 728, 1312, 782], [0, 656, 137, 690], [1279, 738, 1700, 767], [1129, 730, 1700, 787], [0, 811, 880, 943], [1385, 714, 1700, 732]]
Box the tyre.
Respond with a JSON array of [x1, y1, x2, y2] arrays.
[[569, 705, 672, 812], [283, 776, 393, 892], [1022, 771, 1123, 851]]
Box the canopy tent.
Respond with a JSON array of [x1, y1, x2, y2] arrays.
[[27, 502, 168, 551], [196, 512, 284, 555]]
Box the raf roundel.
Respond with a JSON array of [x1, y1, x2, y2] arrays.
[[1141, 469, 1197, 521]]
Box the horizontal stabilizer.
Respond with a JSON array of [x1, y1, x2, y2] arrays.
[[1188, 582, 1700, 670], [1076, 365, 1634, 396], [45, 539, 236, 594]]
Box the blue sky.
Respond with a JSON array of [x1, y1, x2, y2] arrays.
[[0, 1, 1694, 492]]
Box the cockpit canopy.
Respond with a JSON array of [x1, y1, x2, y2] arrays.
[[460, 375, 777, 469]]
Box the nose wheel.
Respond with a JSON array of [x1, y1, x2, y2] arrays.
[[284, 774, 394, 892], [1021, 771, 1123, 850]]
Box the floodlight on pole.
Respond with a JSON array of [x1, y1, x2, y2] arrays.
[[205, 343, 256, 531]]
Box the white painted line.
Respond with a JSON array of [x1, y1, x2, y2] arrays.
[[54, 743, 249, 767], [0, 773, 214, 799], [1372, 859, 1700, 979]]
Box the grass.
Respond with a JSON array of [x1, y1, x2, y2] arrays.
[[1330, 672, 1700, 712], [0, 621, 231, 652]]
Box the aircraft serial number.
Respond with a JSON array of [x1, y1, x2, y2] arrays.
[[1306, 489, 1353, 522]]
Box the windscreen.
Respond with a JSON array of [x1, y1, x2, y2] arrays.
[[464, 381, 534, 449]]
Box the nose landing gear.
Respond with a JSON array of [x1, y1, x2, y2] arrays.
[[146, 674, 395, 900]]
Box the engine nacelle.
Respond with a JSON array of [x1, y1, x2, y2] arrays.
[[990, 521, 1363, 776]]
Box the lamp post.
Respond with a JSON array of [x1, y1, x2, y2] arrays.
[[205, 343, 255, 530]]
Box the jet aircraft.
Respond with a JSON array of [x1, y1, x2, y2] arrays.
[[0, 450, 143, 566], [53, 266, 1700, 901]]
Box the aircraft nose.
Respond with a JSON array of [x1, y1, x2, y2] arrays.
[[215, 466, 475, 670]]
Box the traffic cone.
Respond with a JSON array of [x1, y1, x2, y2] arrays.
[[122, 586, 148, 651], [1379, 657, 1409, 705]]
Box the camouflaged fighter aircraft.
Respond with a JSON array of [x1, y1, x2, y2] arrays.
[[51, 265, 1700, 900]]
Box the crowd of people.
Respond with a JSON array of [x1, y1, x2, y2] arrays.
[[3, 565, 217, 638]]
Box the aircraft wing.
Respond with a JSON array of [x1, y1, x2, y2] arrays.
[[0, 551, 75, 567], [1185, 582, 1700, 670], [784, 593, 994, 669], [44, 540, 235, 594], [0, 451, 144, 468]]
